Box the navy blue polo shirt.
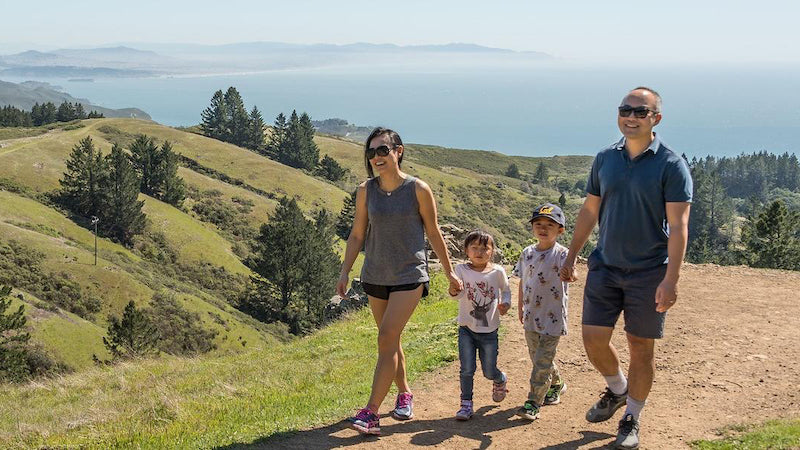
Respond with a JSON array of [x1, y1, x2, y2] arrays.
[[586, 134, 693, 269]]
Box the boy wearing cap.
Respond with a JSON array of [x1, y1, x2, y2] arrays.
[[514, 203, 572, 421]]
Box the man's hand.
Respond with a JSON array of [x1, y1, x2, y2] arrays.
[[655, 278, 678, 313], [559, 262, 577, 282]]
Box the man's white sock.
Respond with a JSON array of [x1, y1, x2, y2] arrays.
[[624, 396, 646, 421], [604, 370, 628, 395]]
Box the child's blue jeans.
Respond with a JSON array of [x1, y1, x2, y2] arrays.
[[458, 326, 505, 400]]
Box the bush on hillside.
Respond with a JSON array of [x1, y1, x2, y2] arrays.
[[145, 292, 218, 356]]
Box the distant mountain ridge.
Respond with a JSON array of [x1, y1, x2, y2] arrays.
[[0, 42, 553, 78], [0, 79, 150, 119]]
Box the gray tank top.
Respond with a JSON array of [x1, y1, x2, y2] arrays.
[[361, 176, 429, 285]]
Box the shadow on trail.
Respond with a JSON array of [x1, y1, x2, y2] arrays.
[[216, 406, 614, 450]]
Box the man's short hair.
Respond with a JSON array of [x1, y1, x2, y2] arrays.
[[631, 86, 662, 113]]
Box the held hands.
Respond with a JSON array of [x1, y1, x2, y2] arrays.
[[559, 262, 578, 282], [335, 273, 349, 298], [517, 305, 524, 325], [447, 271, 463, 297], [655, 278, 678, 313], [497, 303, 510, 315]]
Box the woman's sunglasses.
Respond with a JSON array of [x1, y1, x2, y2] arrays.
[[618, 105, 657, 119], [366, 144, 395, 160]]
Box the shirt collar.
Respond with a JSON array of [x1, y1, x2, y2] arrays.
[[614, 133, 662, 154]]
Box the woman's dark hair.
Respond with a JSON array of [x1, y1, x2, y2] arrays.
[[463, 230, 495, 250], [364, 127, 403, 178]]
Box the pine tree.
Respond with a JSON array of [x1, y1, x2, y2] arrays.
[[200, 90, 228, 140], [301, 209, 341, 326], [41, 102, 57, 125], [103, 300, 160, 359], [559, 191, 567, 209], [224, 87, 250, 147], [335, 189, 357, 240], [30, 103, 43, 126], [0, 285, 32, 382], [75, 103, 86, 119], [688, 157, 735, 263], [249, 197, 310, 313], [129, 135, 162, 197], [741, 200, 800, 270], [56, 101, 76, 122], [59, 136, 108, 218], [246, 105, 267, 152], [266, 113, 287, 159], [534, 161, 549, 186], [100, 144, 147, 245], [298, 112, 320, 170], [158, 141, 186, 207], [316, 154, 347, 182], [505, 163, 520, 179]]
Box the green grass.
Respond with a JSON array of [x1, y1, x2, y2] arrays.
[[0, 273, 459, 449], [692, 419, 800, 449], [0, 127, 48, 140]]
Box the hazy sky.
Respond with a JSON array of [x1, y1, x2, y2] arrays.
[[2, 0, 796, 63]]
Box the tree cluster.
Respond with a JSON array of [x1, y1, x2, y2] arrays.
[[200, 87, 266, 152], [100, 294, 218, 361], [267, 111, 348, 182], [240, 197, 340, 334], [0, 102, 103, 127], [58, 135, 185, 245], [0, 285, 31, 382], [687, 152, 800, 270]]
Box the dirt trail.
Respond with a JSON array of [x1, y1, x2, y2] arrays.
[[267, 263, 800, 449]]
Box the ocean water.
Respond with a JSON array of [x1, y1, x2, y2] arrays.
[[9, 63, 799, 158]]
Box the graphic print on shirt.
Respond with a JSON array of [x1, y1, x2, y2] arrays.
[[467, 280, 496, 328]]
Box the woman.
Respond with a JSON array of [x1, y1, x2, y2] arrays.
[[336, 127, 461, 435]]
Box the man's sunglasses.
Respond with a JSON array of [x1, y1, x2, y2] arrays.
[[618, 105, 658, 119], [366, 144, 395, 159]]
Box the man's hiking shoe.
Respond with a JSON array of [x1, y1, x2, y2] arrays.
[[586, 388, 627, 423], [614, 413, 640, 449], [348, 407, 380, 435], [516, 400, 541, 421], [544, 382, 567, 405], [455, 400, 474, 421], [391, 392, 414, 420], [492, 375, 509, 402]]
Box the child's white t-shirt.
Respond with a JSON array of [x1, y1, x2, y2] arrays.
[[451, 263, 512, 333], [514, 242, 570, 336]]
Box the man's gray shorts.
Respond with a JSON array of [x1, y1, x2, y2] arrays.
[[582, 251, 668, 339]]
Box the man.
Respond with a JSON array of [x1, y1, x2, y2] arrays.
[[560, 87, 692, 449]]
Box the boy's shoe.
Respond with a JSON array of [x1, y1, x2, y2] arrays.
[[391, 392, 414, 420], [614, 413, 640, 449], [455, 400, 474, 421], [492, 375, 509, 402], [348, 407, 380, 435], [544, 382, 567, 405], [586, 388, 627, 423], [516, 400, 541, 421]]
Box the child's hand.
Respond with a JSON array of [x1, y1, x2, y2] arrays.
[[498, 303, 510, 315], [517, 306, 524, 325], [447, 272, 463, 297]]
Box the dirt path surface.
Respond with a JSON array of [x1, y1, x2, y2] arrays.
[[267, 263, 800, 449]]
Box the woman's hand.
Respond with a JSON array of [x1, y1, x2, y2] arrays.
[[335, 273, 349, 298]]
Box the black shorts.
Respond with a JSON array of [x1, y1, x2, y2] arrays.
[[361, 282, 429, 301], [582, 251, 668, 339]]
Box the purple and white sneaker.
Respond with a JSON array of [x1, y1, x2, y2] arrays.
[[348, 407, 380, 435], [391, 392, 414, 420]]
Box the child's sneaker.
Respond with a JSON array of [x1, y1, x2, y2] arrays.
[[391, 392, 414, 420], [492, 374, 509, 402], [516, 400, 541, 421], [455, 400, 473, 421], [348, 407, 380, 435], [544, 382, 567, 405]]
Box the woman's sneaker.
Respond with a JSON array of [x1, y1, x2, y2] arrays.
[[348, 407, 380, 435], [391, 392, 414, 420], [516, 400, 541, 421], [492, 374, 509, 402], [544, 382, 567, 405], [455, 400, 474, 421]]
